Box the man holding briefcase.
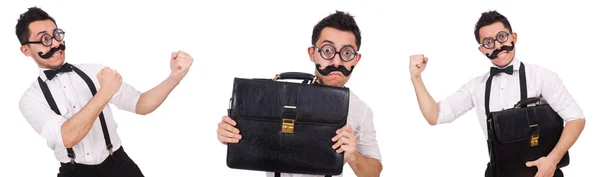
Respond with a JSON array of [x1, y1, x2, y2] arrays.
[[409, 10, 585, 177], [217, 11, 383, 177]]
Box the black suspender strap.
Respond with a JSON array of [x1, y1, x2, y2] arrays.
[[483, 69, 496, 176], [484, 62, 527, 115], [38, 77, 76, 164], [484, 75, 494, 115], [518, 62, 527, 103], [274, 172, 331, 177], [37, 64, 114, 164], [71, 66, 114, 155]]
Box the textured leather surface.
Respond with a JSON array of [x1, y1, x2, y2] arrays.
[[487, 102, 569, 177], [226, 76, 348, 175], [492, 104, 563, 144]]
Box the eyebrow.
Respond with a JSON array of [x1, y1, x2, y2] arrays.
[[36, 30, 48, 37], [320, 40, 357, 50], [321, 40, 334, 45], [35, 28, 57, 37], [342, 44, 356, 50]]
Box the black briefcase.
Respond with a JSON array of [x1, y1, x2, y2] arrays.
[[226, 72, 348, 176], [485, 62, 569, 177]]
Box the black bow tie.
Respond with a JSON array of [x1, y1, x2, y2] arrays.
[[44, 63, 73, 80], [490, 65, 514, 76]]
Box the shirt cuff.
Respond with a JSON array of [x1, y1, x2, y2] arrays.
[[48, 119, 67, 149], [558, 109, 585, 123], [436, 101, 454, 125], [128, 90, 142, 114], [113, 83, 142, 113]]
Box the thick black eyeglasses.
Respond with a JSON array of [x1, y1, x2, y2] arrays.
[[480, 31, 511, 49], [312, 44, 358, 62], [23, 28, 65, 47]]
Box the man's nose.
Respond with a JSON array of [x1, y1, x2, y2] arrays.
[[494, 40, 503, 50], [331, 52, 343, 67], [50, 37, 61, 48]]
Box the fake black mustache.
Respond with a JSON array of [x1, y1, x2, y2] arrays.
[[486, 41, 514, 60], [316, 64, 355, 76], [38, 43, 66, 59]]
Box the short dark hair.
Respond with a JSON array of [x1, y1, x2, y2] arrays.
[[474, 10, 512, 43], [15, 7, 56, 45], [311, 10, 362, 51]]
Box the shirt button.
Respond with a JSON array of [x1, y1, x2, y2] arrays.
[[73, 106, 76, 108], [63, 86, 66, 88], [86, 153, 90, 155]]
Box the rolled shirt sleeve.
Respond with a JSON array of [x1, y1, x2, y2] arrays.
[[109, 82, 142, 114], [355, 107, 382, 161], [537, 67, 585, 122], [19, 91, 67, 150], [436, 79, 477, 125]]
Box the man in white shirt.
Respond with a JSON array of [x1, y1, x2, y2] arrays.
[[409, 10, 585, 177], [16, 7, 193, 177], [216, 11, 383, 177]]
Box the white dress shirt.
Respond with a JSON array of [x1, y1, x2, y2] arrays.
[[19, 62, 141, 165], [436, 57, 585, 138], [266, 90, 382, 177]]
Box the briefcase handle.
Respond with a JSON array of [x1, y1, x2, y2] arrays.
[[514, 97, 541, 108], [273, 72, 317, 84]]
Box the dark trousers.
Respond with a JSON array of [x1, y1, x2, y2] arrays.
[[57, 146, 144, 177], [485, 162, 563, 177]]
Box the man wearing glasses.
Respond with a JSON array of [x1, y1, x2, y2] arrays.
[[16, 7, 193, 176], [409, 10, 585, 177], [216, 11, 383, 177]]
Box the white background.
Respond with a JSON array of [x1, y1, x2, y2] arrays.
[[1, 0, 598, 176]]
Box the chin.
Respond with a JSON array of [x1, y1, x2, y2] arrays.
[[39, 57, 65, 69], [322, 78, 346, 87], [50, 58, 65, 66]]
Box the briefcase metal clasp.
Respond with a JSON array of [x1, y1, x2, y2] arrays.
[[530, 134, 539, 146], [530, 124, 539, 146], [282, 118, 295, 134]]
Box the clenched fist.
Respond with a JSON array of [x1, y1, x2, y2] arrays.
[[170, 50, 194, 82], [96, 67, 122, 96], [409, 54, 429, 79]]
